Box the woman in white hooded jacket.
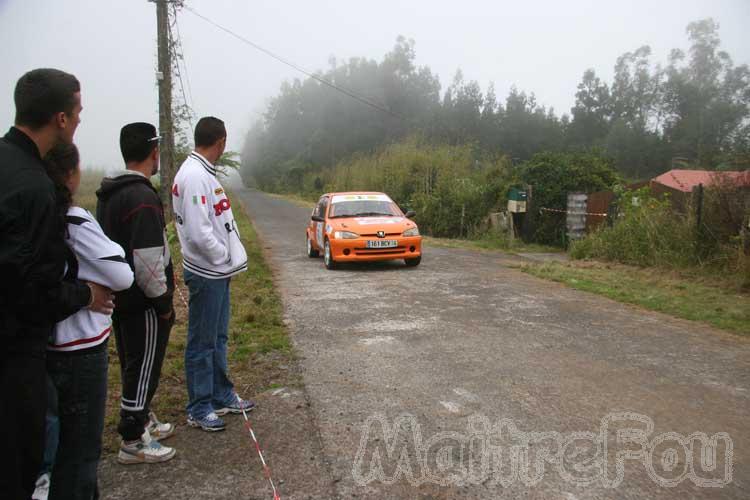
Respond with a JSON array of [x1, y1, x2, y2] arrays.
[[36, 143, 133, 500]]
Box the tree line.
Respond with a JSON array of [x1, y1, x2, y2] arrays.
[[241, 18, 749, 191]]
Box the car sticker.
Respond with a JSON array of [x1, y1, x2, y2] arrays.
[[331, 194, 391, 204], [354, 217, 403, 225], [316, 222, 323, 246]]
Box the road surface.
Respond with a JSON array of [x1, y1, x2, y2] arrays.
[[234, 187, 749, 500]]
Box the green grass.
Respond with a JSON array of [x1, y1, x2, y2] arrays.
[[521, 260, 750, 335], [227, 197, 290, 359], [424, 233, 561, 254], [267, 192, 316, 209], [76, 168, 106, 212]]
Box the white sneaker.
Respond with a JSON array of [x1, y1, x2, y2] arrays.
[[31, 473, 50, 500], [117, 429, 176, 465], [147, 411, 176, 441]]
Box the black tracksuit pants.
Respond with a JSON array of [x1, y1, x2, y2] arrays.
[[112, 308, 172, 441]]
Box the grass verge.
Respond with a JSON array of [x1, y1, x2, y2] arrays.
[[520, 260, 750, 336], [423, 234, 561, 254], [102, 190, 294, 452]]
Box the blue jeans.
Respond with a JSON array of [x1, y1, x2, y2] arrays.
[[184, 270, 235, 419], [46, 346, 108, 500], [40, 374, 60, 475]]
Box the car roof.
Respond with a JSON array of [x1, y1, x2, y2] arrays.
[[321, 191, 388, 197]]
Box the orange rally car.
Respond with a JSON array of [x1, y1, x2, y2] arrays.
[[305, 192, 422, 269]]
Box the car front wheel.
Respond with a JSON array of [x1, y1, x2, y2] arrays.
[[404, 256, 421, 267], [306, 233, 319, 258], [324, 239, 338, 270]]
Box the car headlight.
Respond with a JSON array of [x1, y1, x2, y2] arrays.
[[402, 227, 420, 237], [333, 230, 359, 239]]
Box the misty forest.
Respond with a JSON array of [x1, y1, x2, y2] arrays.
[[240, 18, 748, 200]]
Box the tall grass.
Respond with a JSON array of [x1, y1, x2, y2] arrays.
[[571, 188, 750, 290], [277, 137, 516, 238], [76, 168, 107, 212]]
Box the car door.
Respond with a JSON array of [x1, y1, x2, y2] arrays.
[[312, 196, 329, 249]]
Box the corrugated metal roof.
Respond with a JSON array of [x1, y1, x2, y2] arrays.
[[651, 169, 750, 192]]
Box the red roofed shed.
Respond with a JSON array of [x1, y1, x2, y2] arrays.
[[651, 169, 750, 193]]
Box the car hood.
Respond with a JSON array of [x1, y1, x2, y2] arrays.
[[329, 216, 417, 235]]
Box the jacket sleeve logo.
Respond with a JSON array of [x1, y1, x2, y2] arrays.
[[214, 198, 231, 216]]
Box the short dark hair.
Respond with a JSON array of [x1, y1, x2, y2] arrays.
[[194, 116, 226, 148], [120, 122, 159, 163], [14, 68, 80, 129]]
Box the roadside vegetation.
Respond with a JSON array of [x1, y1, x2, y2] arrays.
[[521, 260, 750, 335]]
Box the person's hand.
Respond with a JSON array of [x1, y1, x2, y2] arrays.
[[87, 282, 114, 315], [159, 308, 174, 321]]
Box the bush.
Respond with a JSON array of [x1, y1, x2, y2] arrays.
[[571, 187, 749, 286], [518, 151, 621, 245]]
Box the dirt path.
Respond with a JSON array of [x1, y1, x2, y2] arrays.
[[234, 188, 749, 500]]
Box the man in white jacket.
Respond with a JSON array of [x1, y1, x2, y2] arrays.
[[172, 117, 253, 432]]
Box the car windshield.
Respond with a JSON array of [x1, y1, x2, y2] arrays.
[[329, 200, 400, 218]]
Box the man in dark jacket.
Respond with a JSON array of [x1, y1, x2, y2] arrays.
[[96, 122, 176, 464], [0, 68, 114, 498]]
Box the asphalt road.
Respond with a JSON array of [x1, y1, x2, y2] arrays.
[[235, 186, 749, 500]]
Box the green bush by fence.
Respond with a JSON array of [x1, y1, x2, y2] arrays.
[[571, 187, 750, 289]]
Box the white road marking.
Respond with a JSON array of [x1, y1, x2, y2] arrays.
[[359, 336, 395, 345], [439, 401, 462, 413], [453, 388, 479, 401]]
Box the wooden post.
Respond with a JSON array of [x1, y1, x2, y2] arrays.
[[156, 0, 175, 219]]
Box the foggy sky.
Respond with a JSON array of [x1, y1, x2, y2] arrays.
[[1, 0, 748, 170]]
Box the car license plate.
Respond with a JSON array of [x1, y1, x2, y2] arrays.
[[366, 240, 397, 248]]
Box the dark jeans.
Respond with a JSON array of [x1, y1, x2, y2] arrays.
[[46, 346, 108, 500], [41, 374, 60, 474], [0, 338, 47, 500]]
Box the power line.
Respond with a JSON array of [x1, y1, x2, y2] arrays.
[[172, 3, 195, 109], [182, 4, 404, 121], [169, 4, 194, 131]]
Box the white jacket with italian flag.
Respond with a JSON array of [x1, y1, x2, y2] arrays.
[[172, 151, 248, 279]]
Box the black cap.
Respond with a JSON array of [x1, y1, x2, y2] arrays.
[[120, 122, 160, 163]]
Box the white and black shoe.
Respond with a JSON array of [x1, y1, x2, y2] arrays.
[[117, 429, 176, 465], [146, 411, 175, 441]]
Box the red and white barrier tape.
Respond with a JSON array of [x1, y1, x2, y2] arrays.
[[539, 207, 608, 217], [242, 408, 281, 500], [176, 282, 189, 309]]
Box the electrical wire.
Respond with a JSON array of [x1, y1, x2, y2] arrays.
[[182, 4, 404, 121], [172, 3, 195, 110], [168, 3, 194, 131]]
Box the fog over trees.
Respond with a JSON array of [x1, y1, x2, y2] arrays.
[[241, 18, 750, 189]]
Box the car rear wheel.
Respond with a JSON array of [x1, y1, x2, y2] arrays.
[[306, 233, 319, 258], [404, 256, 421, 267], [323, 239, 338, 270]]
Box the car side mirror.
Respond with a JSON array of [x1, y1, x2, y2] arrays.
[[311, 215, 325, 222], [404, 210, 416, 219]]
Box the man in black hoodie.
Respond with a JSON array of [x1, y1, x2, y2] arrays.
[[96, 122, 176, 464], [0, 69, 114, 498]]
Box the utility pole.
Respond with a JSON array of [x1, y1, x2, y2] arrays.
[[154, 0, 175, 218]]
